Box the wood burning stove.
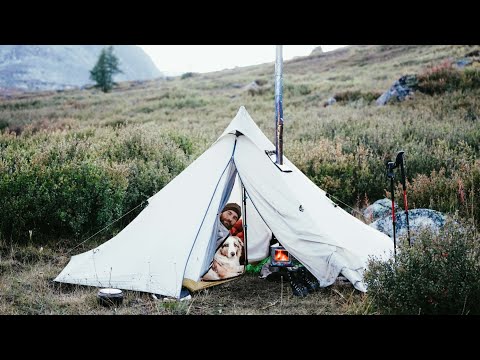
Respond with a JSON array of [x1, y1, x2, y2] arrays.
[[270, 244, 293, 267]]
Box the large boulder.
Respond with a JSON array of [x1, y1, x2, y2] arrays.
[[370, 208, 446, 242], [244, 80, 269, 96], [363, 198, 399, 223], [376, 74, 418, 106]]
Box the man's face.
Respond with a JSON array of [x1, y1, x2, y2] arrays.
[[220, 209, 238, 229]]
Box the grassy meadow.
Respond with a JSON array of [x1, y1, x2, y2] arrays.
[[1, 45, 480, 314]]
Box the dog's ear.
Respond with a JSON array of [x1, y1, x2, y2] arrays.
[[238, 237, 244, 247], [233, 236, 242, 246], [236, 238, 243, 256]]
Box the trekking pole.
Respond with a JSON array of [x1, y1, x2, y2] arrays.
[[395, 151, 411, 246], [386, 160, 397, 258]]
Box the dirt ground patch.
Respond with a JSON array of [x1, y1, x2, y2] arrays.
[[182, 273, 362, 315]]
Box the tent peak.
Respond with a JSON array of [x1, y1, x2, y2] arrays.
[[236, 105, 249, 117]]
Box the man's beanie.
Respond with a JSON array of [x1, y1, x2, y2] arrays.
[[222, 203, 241, 218]]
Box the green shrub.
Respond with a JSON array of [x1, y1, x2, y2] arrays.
[[462, 68, 480, 90], [254, 79, 268, 86], [333, 90, 382, 103], [417, 68, 462, 95], [417, 61, 480, 95], [297, 84, 311, 96], [167, 132, 195, 156], [407, 160, 480, 225], [0, 127, 192, 245], [0, 119, 8, 131], [0, 160, 128, 243], [181, 72, 196, 79], [284, 83, 312, 97], [289, 140, 382, 209], [0, 100, 41, 111], [365, 218, 480, 314]]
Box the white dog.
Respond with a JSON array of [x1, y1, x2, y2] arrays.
[[202, 236, 244, 281]]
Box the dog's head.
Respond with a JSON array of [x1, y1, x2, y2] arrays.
[[219, 236, 242, 259]]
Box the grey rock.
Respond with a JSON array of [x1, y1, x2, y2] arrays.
[[370, 208, 446, 242], [245, 81, 263, 96], [323, 97, 337, 107], [310, 46, 323, 55], [363, 198, 398, 222], [376, 74, 417, 105], [455, 58, 473, 68]]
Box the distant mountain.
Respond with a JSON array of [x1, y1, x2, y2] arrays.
[[0, 45, 163, 91]]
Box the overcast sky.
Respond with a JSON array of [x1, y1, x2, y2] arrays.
[[137, 45, 347, 76]]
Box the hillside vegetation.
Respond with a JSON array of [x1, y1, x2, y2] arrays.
[[1, 45, 480, 314]]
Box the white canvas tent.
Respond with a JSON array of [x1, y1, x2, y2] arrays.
[[55, 106, 393, 298]]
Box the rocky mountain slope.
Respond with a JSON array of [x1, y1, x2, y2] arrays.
[[0, 45, 162, 91]]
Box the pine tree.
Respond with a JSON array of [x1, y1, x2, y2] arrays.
[[89, 46, 122, 93]]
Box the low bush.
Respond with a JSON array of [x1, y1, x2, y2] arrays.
[[333, 90, 382, 103], [365, 218, 480, 314], [417, 60, 480, 95]]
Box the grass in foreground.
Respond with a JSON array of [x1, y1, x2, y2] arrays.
[[0, 244, 368, 315]]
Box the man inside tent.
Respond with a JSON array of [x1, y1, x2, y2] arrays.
[[216, 203, 242, 248]]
